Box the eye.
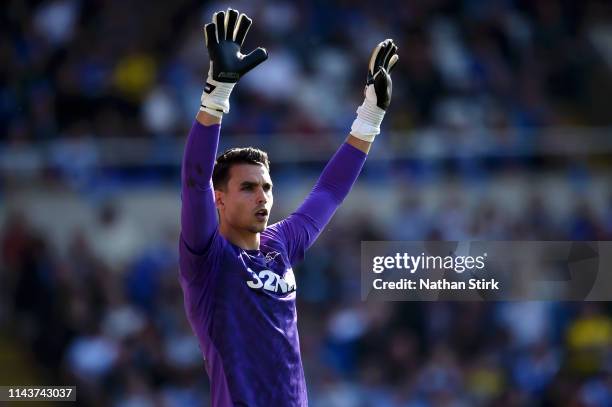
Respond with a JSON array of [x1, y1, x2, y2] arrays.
[[263, 184, 272, 192], [241, 185, 253, 191]]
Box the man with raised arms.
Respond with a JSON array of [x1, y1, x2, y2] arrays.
[[179, 8, 398, 406]]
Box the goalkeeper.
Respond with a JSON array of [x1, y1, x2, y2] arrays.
[[179, 8, 398, 406]]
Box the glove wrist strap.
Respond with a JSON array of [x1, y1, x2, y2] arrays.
[[200, 106, 224, 118], [200, 78, 236, 117], [350, 99, 386, 142]]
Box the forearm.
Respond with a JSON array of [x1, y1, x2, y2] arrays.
[[180, 119, 221, 252], [196, 110, 222, 126], [295, 142, 367, 235], [346, 134, 372, 154]]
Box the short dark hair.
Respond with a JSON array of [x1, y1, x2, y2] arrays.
[[212, 147, 270, 190]]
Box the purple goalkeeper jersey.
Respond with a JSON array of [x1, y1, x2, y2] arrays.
[[179, 120, 366, 406]]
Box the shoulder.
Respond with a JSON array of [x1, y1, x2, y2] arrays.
[[261, 223, 288, 251], [179, 229, 230, 274], [180, 230, 251, 287], [262, 222, 282, 240]]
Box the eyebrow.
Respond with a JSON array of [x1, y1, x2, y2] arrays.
[[240, 181, 273, 188]]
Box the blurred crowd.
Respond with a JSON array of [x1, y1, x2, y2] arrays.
[[2, 0, 612, 406], [3, 0, 612, 146], [2, 183, 612, 406]]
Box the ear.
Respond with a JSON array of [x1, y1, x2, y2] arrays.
[[214, 189, 224, 209]]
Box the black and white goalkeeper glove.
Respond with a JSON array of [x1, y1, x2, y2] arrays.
[[351, 39, 399, 141], [200, 9, 268, 117]]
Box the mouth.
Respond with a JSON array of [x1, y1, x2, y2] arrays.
[[254, 208, 269, 222]]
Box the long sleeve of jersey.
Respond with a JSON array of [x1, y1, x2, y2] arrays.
[[267, 142, 367, 265], [180, 120, 221, 255]]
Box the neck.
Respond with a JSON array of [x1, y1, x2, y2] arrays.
[[219, 222, 260, 250]]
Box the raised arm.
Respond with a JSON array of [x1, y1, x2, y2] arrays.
[[269, 40, 399, 264], [181, 8, 267, 255], [180, 114, 221, 253]]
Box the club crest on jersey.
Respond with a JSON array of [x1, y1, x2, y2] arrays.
[[246, 267, 296, 294], [264, 251, 281, 264]]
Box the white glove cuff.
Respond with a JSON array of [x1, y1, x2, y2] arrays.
[[200, 79, 236, 117], [200, 107, 224, 118], [350, 99, 386, 142]]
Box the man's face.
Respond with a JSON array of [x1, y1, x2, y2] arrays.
[[216, 163, 273, 233]]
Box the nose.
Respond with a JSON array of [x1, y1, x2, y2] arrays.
[[256, 187, 267, 205]]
